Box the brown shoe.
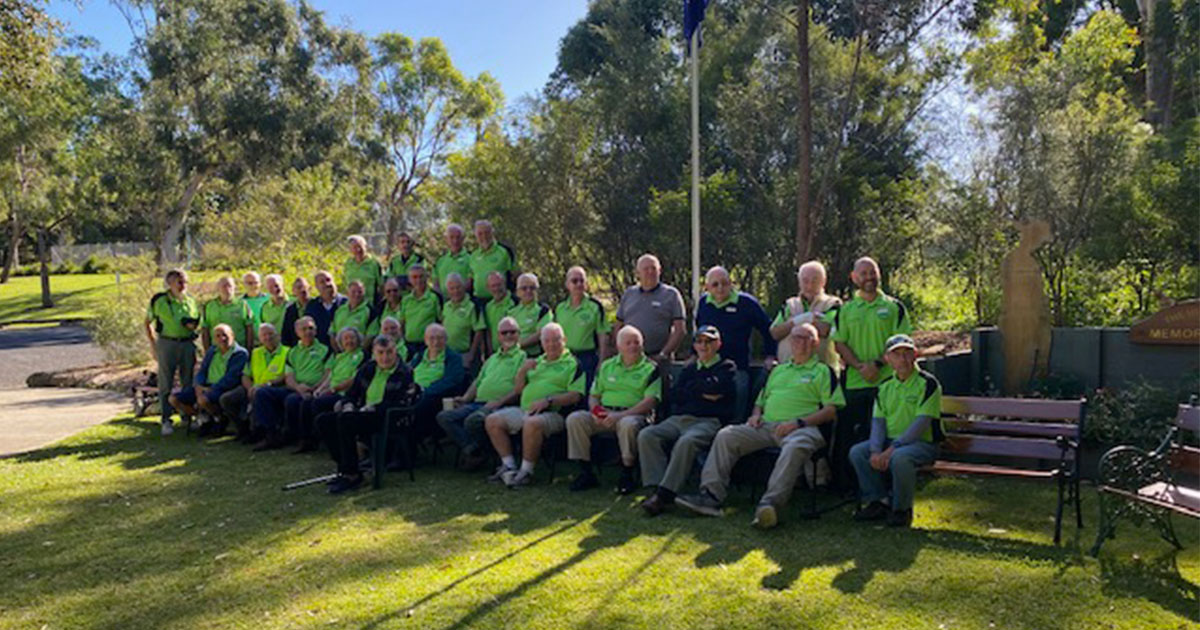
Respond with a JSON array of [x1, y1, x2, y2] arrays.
[[641, 492, 668, 517]]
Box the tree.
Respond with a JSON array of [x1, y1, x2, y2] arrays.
[[0, 0, 55, 94]]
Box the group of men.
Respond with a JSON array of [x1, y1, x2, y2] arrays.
[[144, 221, 942, 527]]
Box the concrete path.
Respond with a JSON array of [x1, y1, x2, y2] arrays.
[[0, 325, 107, 389], [0, 387, 130, 457]]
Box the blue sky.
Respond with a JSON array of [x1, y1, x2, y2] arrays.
[[47, 0, 591, 105]]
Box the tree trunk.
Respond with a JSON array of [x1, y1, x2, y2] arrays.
[[36, 227, 53, 309], [1, 213, 20, 284], [794, 0, 812, 269], [1139, 0, 1174, 128], [158, 171, 207, 268]]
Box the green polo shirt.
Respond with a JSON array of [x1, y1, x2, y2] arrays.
[[258, 297, 291, 334], [343, 256, 384, 303], [400, 290, 443, 343], [387, 252, 426, 281], [201, 298, 253, 347], [249, 345, 289, 386], [590, 355, 662, 409], [474, 346, 526, 403], [205, 345, 238, 384], [243, 294, 269, 328], [367, 301, 404, 337], [468, 242, 517, 299], [507, 301, 552, 350], [433, 249, 472, 289], [484, 293, 519, 348], [326, 348, 365, 386], [366, 364, 398, 407], [555, 296, 611, 352], [756, 356, 845, 423], [875, 370, 942, 442], [519, 351, 586, 411], [413, 349, 447, 388], [829, 291, 913, 390], [146, 292, 200, 339], [442, 297, 485, 353], [285, 340, 331, 387], [332, 300, 372, 337]]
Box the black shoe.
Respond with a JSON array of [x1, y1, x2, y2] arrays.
[[886, 508, 913, 528], [853, 501, 890, 522], [641, 492, 669, 517], [196, 422, 215, 437], [328, 475, 363, 495], [570, 471, 600, 492], [251, 434, 284, 452], [292, 439, 319, 455], [386, 459, 407, 472], [460, 451, 488, 472], [616, 469, 636, 495], [676, 489, 723, 517]]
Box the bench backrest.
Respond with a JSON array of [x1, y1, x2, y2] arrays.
[[1170, 404, 1200, 477], [938, 396, 1086, 466]]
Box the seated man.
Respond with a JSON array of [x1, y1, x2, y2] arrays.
[[316, 335, 420, 494], [252, 316, 332, 451], [483, 323, 585, 488], [437, 316, 525, 471], [850, 334, 942, 528], [565, 325, 661, 494], [169, 323, 248, 436], [222, 322, 288, 442], [638, 325, 737, 516], [293, 326, 366, 453], [677, 323, 845, 529], [408, 323, 467, 451]]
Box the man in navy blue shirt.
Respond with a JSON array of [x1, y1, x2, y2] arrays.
[[305, 270, 348, 347], [694, 266, 776, 421]]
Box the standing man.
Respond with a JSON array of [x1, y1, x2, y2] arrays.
[[343, 235, 384, 305], [771, 260, 842, 368], [388, 231, 426, 290], [508, 273, 553, 357], [330, 280, 372, 349], [676, 323, 845, 529], [850, 334, 942, 528], [565, 326, 661, 494], [482, 271, 519, 354], [694, 266, 776, 421], [467, 220, 517, 300], [305, 271, 347, 347], [829, 256, 913, 493], [144, 268, 200, 436], [433, 223, 472, 293], [281, 277, 312, 347], [638, 325, 737, 516], [200, 276, 253, 352], [399, 265, 443, 359], [615, 254, 686, 363], [241, 272, 269, 328], [367, 278, 405, 341], [554, 266, 610, 387], [258, 274, 291, 335], [440, 273, 486, 371]]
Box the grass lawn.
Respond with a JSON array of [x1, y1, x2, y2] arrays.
[[0, 274, 122, 324], [1, 415, 1197, 630]]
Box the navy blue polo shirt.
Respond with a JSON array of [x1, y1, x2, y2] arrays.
[[694, 291, 777, 369]]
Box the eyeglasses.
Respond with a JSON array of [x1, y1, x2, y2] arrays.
[[301, 326, 316, 331], [499, 330, 519, 336]]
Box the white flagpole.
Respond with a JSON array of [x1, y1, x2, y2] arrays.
[[690, 27, 701, 308]]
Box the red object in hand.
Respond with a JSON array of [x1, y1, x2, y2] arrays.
[[591, 405, 609, 419]]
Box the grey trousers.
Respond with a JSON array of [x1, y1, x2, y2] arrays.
[[700, 423, 824, 507], [156, 337, 196, 421], [637, 414, 720, 492], [219, 386, 248, 422], [565, 410, 646, 463]]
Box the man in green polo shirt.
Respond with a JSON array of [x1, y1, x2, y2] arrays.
[[408, 324, 467, 452], [508, 273, 553, 357], [438, 316, 525, 470], [851, 334, 942, 528], [293, 327, 367, 453], [468, 220, 517, 300], [482, 271, 519, 353], [241, 272, 269, 328], [258, 274, 291, 335], [330, 280, 372, 349], [400, 265, 443, 358], [387, 231, 426, 288], [483, 323, 586, 488], [440, 273, 485, 369], [201, 276, 254, 351], [343, 234, 384, 305], [555, 266, 610, 387], [829, 256, 913, 493], [144, 268, 201, 436], [677, 323, 845, 529], [252, 316, 331, 450], [223, 322, 288, 442], [565, 325, 661, 494], [433, 223, 472, 293]]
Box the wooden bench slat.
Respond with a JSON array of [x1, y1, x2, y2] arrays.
[[943, 419, 1078, 439], [924, 462, 1058, 478], [941, 434, 1074, 461], [1177, 404, 1200, 435], [943, 396, 1083, 421]]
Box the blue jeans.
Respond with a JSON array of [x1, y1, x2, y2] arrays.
[[849, 439, 937, 511], [435, 402, 488, 454], [253, 386, 292, 431]]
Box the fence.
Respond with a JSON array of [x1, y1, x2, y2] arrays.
[[51, 242, 155, 265]]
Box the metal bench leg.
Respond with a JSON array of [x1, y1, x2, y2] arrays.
[[1073, 474, 1083, 528], [1054, 471, 1066, 545], [1089, 494, 1118, 556]]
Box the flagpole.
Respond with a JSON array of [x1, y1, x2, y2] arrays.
[[690, 27, 701, 308]]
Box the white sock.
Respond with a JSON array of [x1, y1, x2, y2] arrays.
[[520, 460, 536, 474], [501, 455, 516, 469]]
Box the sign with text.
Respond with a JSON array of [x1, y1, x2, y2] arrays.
[[1130, 300, 1200, 345]]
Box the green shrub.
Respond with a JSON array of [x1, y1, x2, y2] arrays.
[[81, 255, 114, 274], [1082, 378, 1185, 448], [83, 255, 160, 365]]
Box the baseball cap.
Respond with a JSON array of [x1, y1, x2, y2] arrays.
[[695, 325, 721, 340], [884, 334, 916, 353]]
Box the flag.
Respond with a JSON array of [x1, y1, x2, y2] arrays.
[[683, 0, 709, 53]]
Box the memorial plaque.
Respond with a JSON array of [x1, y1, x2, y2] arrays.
[[1131, 300, 1200, 345]]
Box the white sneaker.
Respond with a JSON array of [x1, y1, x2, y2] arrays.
[[161, 420, 174, 436], [503, 469, 533, 488], [487, 465, 514, 483]]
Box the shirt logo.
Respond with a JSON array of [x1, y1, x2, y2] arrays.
[[608, 376, 616, 382], [876, 308, 890, 318], [651, 301, 661, 307], [724, 306, 737, 313], [798, 375, 813, 384]]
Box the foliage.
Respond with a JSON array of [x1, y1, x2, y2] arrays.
[[1083, 378, 1189, 448], [0, 0, 55, 93], [83, 258, 158, 365]]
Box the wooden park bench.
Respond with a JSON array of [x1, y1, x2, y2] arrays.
[[924, 396, 1087, 544], [1090, 403, 1200, 556]]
